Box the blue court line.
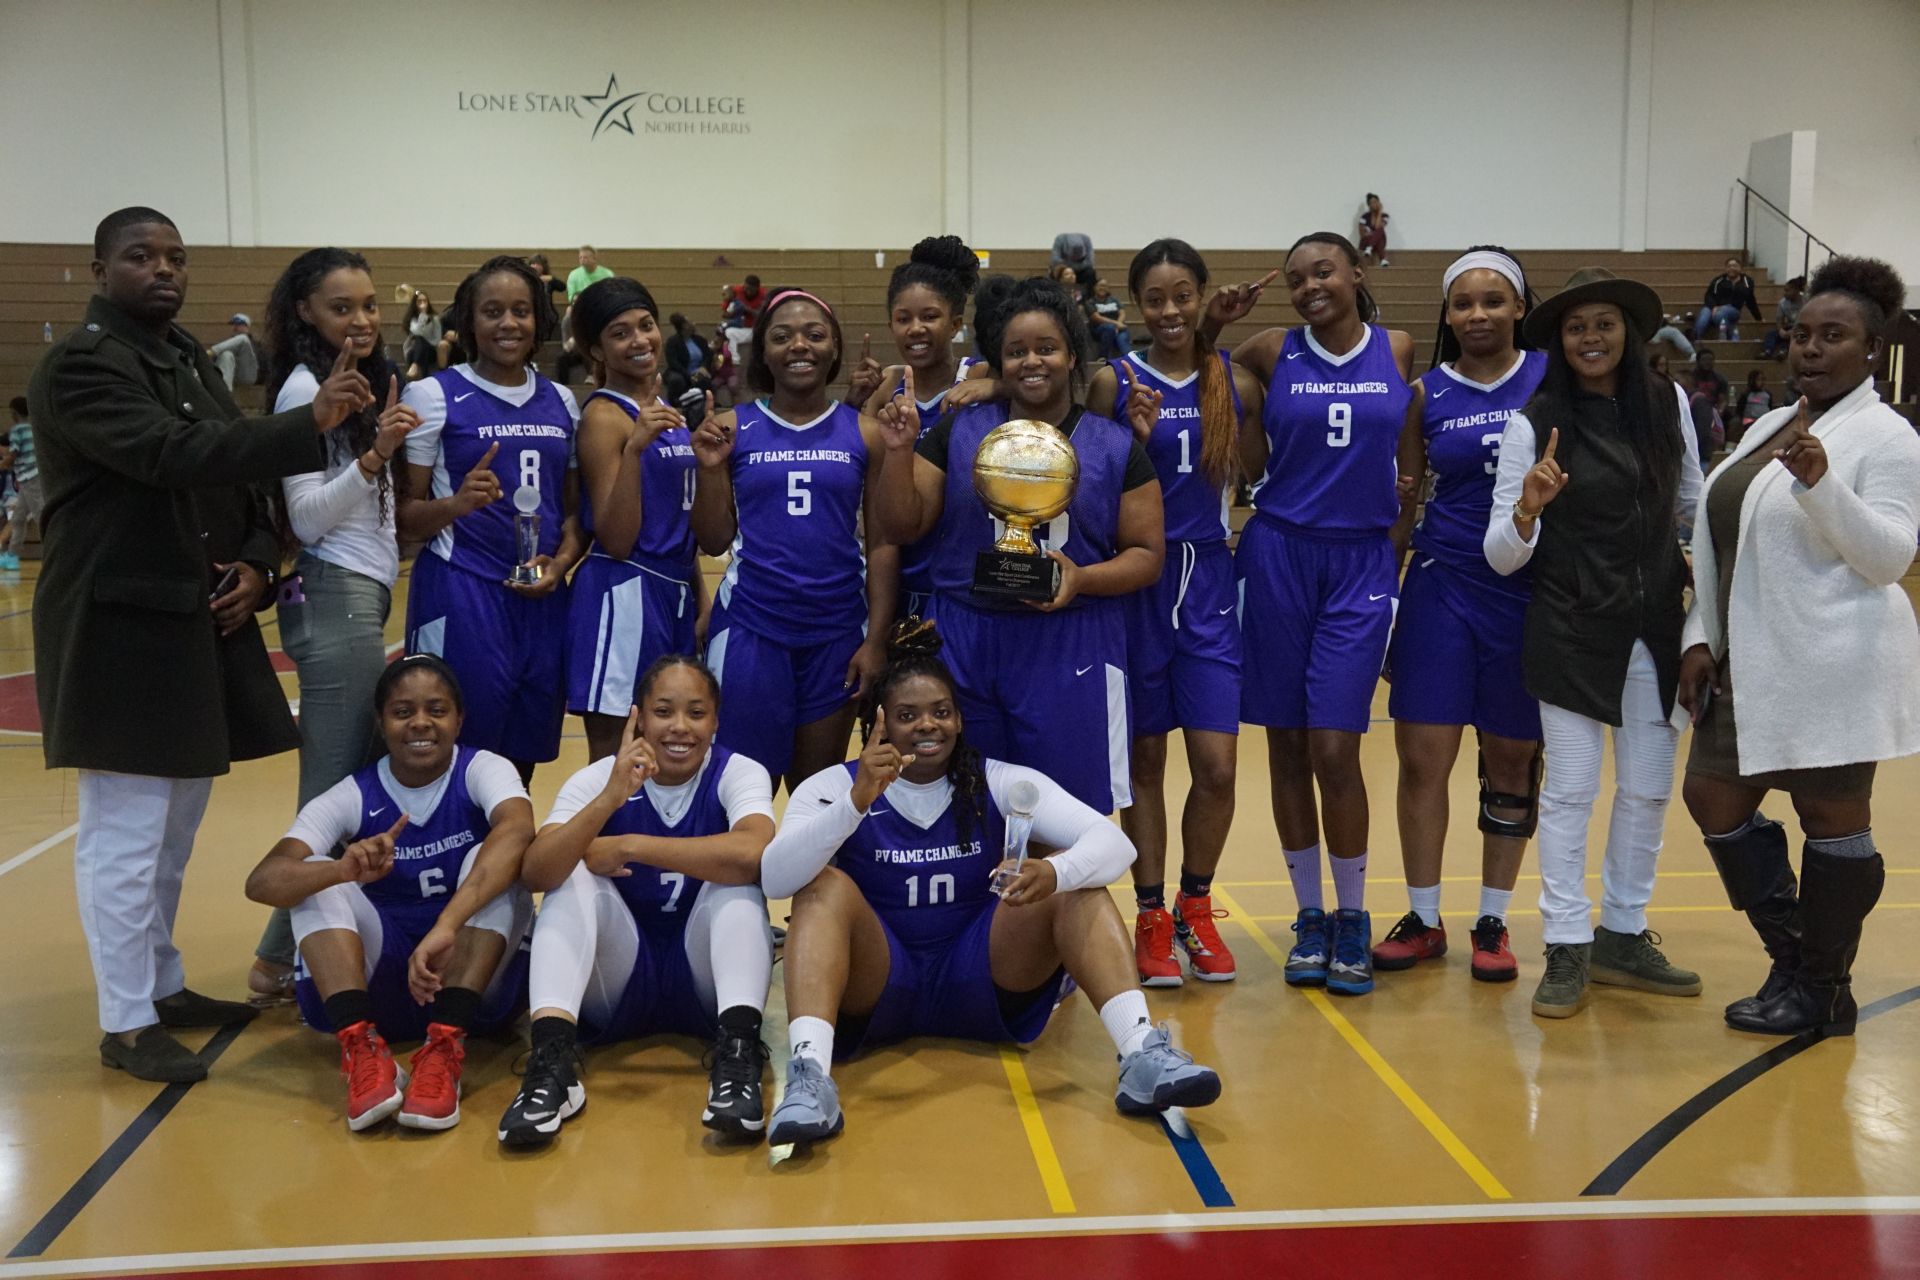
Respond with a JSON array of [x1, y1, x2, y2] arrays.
[[1159, 1114, 1234, 1207]]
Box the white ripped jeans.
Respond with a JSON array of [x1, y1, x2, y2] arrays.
[[1536, 640, 1680, 945]]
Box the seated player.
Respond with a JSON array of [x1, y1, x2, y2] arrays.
[[244, 655, 535, 1132], [760, 622, 1221, 1148], [497, 656, 777, 1146]]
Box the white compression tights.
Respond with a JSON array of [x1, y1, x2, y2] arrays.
[[528, 862, 772, 1024]]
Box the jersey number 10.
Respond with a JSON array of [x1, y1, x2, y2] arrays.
[[904, 873, 955, 907]]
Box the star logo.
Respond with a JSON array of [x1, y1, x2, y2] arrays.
[[583, 74, 644, 139]]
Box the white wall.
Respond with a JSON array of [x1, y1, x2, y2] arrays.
[[5, 0, 1918, 298]]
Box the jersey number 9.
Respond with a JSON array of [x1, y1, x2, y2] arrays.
[[1327, 403, 1352, 449]]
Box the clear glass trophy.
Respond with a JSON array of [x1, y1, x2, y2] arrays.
[[508, 485, 542, 586], [991, 780, 1040, 898]]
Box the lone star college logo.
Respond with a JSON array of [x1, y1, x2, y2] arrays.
[[456, 75, 751, 137], [584, 74, 643, 139]]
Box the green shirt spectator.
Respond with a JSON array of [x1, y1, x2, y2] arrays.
[[565, 245, 613, 302]]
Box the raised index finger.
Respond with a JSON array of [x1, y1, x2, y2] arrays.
[[477, 441, 500, 470], [1120, 357, 1138, 389], [901, 366, 915, 405], [1542, 427, 1559, 462], [861, 333, 872, 362], [385, 377, 398, 410], [872, 705, 888, 739], [386, 813, 410, 839], [331, 338, 357, 376], [1254, 268, 1281, 292], [621, 704, 639, 750]]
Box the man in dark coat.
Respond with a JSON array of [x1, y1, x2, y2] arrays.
[[29, 207, 368, 1082]]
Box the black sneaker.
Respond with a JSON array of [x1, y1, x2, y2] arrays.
[[702, 1030, 769, 1138], [497, 1037, 586, 1148]]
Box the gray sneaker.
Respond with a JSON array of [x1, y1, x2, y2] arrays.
[[1591, 927, 1703, 996], [1114, 1023, 1221, 1115], [767, 1055, 842, 1147], [1531, 942, 1592, 1019]]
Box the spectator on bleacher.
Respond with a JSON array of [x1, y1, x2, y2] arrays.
[[664, 311, 714, 403], [210, 313, 265, 389], [566, 246, 613, 303], [1050, 232, 1096, 291], [1761, 275, 1805, 361], [723, 274, 768, 327], [1356, 194, 1390, 267], [1735, 369, 1773, 438], [1691, 347, 1729, 410], [0, 396, 34, 570], [403, 290, 443, 380], [527, 254, 568, 306], [1693, 256, 1763, 341], [1050, 262, 1088, 308], [30, 206, 373, 1082], [247, 246, 420, 1002], [1649, 352, 1672, 381], [556, 247, 615, 388], [1689, 382, 1725, 463], [1087, 279, 1131, 359], [1651, 313, 1697, 359]]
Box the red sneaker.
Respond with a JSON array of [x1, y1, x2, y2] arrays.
[[1135, 908, 1182, 987], [1372, 911, 1448, 970], [336, 1020, 407, 1132], [1174, 894, 1237, 982], [1469, 915, 1519, 983], [397, 1022, 466, 1131]]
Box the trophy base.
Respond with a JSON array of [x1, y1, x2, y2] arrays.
[[507, 565, 544, 587], [972, 549, 1059, 603]]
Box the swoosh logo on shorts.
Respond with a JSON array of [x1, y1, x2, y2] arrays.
[[1368, 593, 1389, 601]]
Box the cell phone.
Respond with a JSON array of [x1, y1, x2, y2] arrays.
[[209, 564, 240, 603], [1692, 680, 1716, 726]]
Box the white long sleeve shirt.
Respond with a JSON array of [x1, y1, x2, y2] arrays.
[[278, 366, 400, 586]]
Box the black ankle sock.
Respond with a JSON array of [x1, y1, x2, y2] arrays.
[[324, 989, 375, 1032], [718, 1005, 762, 1039], [530, 1015, 576, 1055], [1178, 870, 1213, 900], [1134, 883, 1166, 911], [429, 986, 481, 1031]]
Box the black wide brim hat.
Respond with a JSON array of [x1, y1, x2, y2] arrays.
[[1522, 266, 1664, 349]]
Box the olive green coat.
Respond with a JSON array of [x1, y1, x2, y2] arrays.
[[27, 294, 327, 777]]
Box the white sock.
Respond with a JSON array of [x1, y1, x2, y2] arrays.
[[787, 1016, 835, 1072], [1408, 883, 1442, 928], [1099, 991, 1153, 1059], [1330, 850, 1369, 913], [1478, 885, 1514, 922], [1283, 844, 1324, 912]]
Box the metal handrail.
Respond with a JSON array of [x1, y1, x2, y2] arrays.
[[1737, 179, 1835, 279]]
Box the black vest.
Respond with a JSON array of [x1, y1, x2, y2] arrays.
[[1521, 392, 1686, 725]]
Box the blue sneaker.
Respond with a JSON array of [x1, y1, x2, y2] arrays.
[[1328, 908, 1375, 995], [1285, 907, 1330, 986], [1114, 1023, 1221, 1115], [767, 1055, 842, 1147]]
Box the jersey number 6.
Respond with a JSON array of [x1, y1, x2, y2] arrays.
[[1327, 403, 1352, 449]]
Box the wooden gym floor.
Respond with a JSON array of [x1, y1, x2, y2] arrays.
[[1, 563, 1917, 1279]]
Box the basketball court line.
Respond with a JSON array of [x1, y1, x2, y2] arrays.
[[5, 1196, 1920, 1278], [1241, 905, 1920, 920], [1582, 982, 1920, 1196], [0, 823, 77, 879], [1211, 886, 1511, 1200], [7, 1022, 252, 1259], [997, 1046, 1076, 1213]]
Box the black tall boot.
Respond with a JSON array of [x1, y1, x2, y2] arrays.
[[1704, 814, 1799, 1022], [1726, 839, 1885, 1037]]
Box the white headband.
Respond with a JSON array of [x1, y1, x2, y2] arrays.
[[1442, 250, 1526, 301]]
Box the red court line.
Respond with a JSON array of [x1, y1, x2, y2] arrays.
[[99, 1212, 1920, 1279]]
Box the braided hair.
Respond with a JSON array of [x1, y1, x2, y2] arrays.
[[858, 619, 989, 846], [264, 247, 398, 522], [1286, 232, 1380, 323], [1128, 238, 1237, 489], [1431, 244, 1536, 369], [445, 255, 560, 363]]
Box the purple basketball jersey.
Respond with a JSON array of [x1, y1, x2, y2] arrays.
[[353, 748, 491, 928], [426, 368, 576, 580], [832, 761, 1007, 948], [596, 746, 740, 934], [1252, 325, 1412, 536], [899, 357, 977, 600], [578, 388, 698, 576], [1123, 351, 1236, 544], [717, 400, 868, 644], [928, 403, 1133, 609], [1412, 350, 1546, 589]]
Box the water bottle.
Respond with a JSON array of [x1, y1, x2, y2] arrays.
[[42, 322, 53, 343], [61, 267, 71, 282]]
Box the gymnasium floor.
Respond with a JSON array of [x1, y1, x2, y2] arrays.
[[1, 563, 1917, 1279]]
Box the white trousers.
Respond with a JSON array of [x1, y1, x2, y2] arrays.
[[289, 850, 530, 1000], [528, 863, 771, 1026], [75, 771, 213, 1034], [1536, 640, 1680, 945]]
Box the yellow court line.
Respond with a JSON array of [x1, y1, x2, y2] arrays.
[[1212, 886, 1512, 1202], [998, 1046, 1076, 1214], [1217, 871, 1920, 888], [1239, 904, 1920, 922]]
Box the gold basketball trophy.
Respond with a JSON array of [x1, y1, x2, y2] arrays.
[[971, 419, 1078, 602]]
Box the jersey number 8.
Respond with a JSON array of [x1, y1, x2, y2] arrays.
[[519, 449, 542, 493], [1327, 403, 1352, 449]]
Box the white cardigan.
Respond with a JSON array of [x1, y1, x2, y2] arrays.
[[1682, 376, 1920, 773]]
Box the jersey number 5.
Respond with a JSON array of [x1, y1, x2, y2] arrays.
[[1327, 403, 1352, 449], [787, 470, 812, 516]]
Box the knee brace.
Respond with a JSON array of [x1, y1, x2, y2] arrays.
[[1478, 736, 1543, 840]]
